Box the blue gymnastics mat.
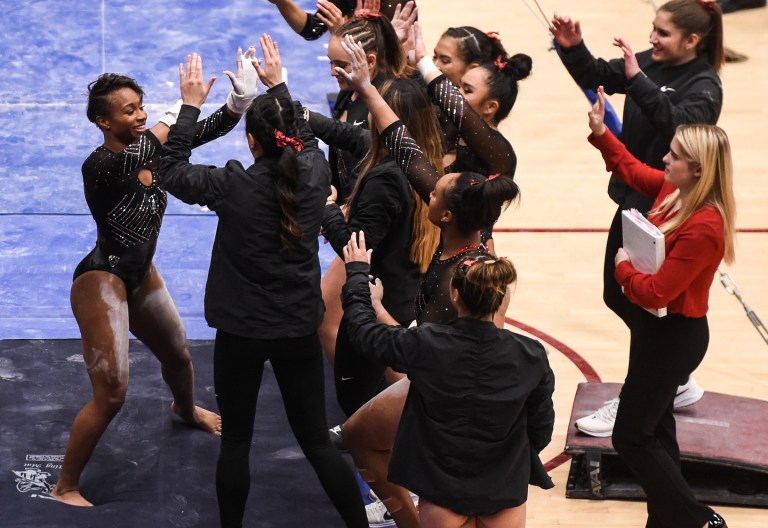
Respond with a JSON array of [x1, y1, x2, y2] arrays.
[[0, 0, 340, 340]]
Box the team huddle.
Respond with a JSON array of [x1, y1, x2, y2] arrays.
[[51, 2, 735, 528]]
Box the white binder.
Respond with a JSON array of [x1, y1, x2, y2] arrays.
[[621, 209, 667, 317]]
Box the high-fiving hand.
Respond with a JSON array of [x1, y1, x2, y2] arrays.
[[179, 53, 216, 109], [254, 34, 283, 89], [224, 46, 258, 114], [588, 86, 607, 137]]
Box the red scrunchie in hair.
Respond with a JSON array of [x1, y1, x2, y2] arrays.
[[274, 129, 304, 152], [697, 0, 716, 13], [493, 55, 508, 72], [487, 173, 500, 181], [486, 31, 502, 43], [356, 11, 382, 20]]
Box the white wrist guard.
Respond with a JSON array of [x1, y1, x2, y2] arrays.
[[159, 98, 183, 127], [227, 53, 259, 114], [416, 56, 440, 78], [226, 90, 253, 115]]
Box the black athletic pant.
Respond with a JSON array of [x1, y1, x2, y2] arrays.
[[213, 330, 367, 528], [612, 311, 714, 528], [333, 319, 390, 417]]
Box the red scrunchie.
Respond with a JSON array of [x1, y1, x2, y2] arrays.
[[493, 55, 508, 72], [274, 129, 304, 152], [697, 0, 716, 13], [356, 11, 382, 20], [486, 31, 501, 43], [487, 173, 500, 181]]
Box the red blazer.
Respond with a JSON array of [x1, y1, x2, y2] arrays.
[[589, 131, 724, 317]]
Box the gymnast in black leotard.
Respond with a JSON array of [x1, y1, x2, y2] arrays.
[[333, 35, 521, 527], [51, 50, 254, 507], [73, 107, 233, 294]]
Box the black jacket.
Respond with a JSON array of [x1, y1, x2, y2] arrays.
[[314, 113, 422, 323], [159, 83, 329, 339], [558, 42, 722, 206], [342, 261, 556, 515]]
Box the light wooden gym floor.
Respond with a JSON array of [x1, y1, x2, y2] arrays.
[[418, 0, 768, 525]]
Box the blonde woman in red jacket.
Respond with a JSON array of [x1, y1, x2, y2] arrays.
[[588, 86, 734, 528]]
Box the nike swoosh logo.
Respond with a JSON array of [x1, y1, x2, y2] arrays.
[[341, 376, 354, 381], [352, 120, 365, 126], [660, 86, 676, 93]]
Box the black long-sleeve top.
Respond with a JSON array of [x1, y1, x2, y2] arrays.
[[159, 84, 330, 338], [312, 112, 422, 324], [74, 105, 239, 294], [427, 74, 517, 177], [310, 74, 388, 204], [298, 1, 415, 40], [342, 261, 555, 514], [557, 42, 722, 206]]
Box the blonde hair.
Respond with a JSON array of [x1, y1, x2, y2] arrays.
[[346, 79, 443, 272], [452, 255, 517, 316], [650, 124, 735, 264]]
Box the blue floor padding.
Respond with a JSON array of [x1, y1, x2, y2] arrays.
[[0, 0, 342, 340], [0, 213, 339, 339]]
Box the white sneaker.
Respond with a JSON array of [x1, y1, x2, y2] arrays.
[[366, 499, 396, 527], [575, 397, 619, 437], [674, 376, 704, 409]]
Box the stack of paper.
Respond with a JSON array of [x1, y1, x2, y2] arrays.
[[621, 209, 667, 317]]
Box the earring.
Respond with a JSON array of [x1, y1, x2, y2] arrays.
[[106, 126, 111, 130]]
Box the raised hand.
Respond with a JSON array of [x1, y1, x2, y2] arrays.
[[254, 34, 283, 89], [179, 53, 216, 109], [613, 37, 641, 80], [343, 231, 372, 264], [411, 19, 427, 64], [550, 15, 583, 48], [588, 86, 607, 136], [316, 0, 344, 33], [336, 34, 372, 93], [354, 0, 381, 17], [391, 1, 417, 44], [224, 46, 258, 114]]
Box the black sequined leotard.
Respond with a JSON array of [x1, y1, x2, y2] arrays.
[[381, 120, 488, 325], [73, 105, 239, 295]]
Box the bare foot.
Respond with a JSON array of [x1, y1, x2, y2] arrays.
[[171, 402, 222, 435], [50, 486, 93, 507]]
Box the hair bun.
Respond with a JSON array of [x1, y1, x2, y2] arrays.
[[507, 53, 532, 81]]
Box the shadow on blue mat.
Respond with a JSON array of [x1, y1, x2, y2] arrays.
[[0, 339, 353, 527]]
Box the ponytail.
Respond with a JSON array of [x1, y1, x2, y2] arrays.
[[478, 53, 532, 124], [660, 0, 724, 73], [245, 94, 304, 251], [445, 172, 520, 235], [451, 254, 517, 316]]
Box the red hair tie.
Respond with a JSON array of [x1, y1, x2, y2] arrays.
[[356, 12, 382, 20], [697, 0, 716, 13], [462, 259, 478, 268], [274, 129, 304, 152], [493, 56, 508, 72], [487, 173, 500, 181], [486, 31, 501, 43]]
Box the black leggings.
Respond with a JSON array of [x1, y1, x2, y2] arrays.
[[334, 319, 388, 417], [613, 311, 714, 528], [213, 330, 367, 528]]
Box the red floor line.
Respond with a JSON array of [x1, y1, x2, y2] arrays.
[[504, 317, 601, 472], [504, 317, 601, 383]]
